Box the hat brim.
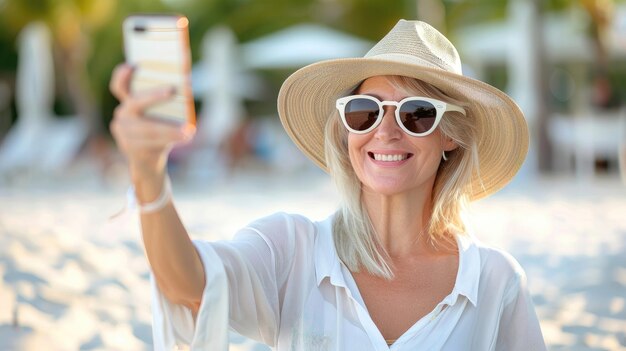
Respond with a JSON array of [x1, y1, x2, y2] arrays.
[[277, 57, 529, 201]]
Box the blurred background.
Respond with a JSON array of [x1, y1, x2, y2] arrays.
[[0, 0, 625, 350]]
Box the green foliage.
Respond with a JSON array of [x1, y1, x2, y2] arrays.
[[330, 0, 409, 40], [607, 61, 626, 106], [446, 0, 508, 29]]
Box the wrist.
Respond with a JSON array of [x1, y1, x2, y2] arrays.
[[128, 157, 167, 184], [128, 174, 173, 214], [109, 171, 173, 220]]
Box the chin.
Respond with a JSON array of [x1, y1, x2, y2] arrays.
[[362, 179, 413, 197]]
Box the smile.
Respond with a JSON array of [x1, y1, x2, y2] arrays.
[[369, 152, 413, 162]]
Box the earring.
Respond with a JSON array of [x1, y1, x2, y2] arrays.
[[442, 151, 448, 161]]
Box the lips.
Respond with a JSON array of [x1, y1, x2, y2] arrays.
[[368, 152, 413, 162]]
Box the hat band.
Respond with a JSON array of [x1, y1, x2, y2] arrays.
[[363, 53, 462, 75]]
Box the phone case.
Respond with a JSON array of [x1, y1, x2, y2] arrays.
[[123, 15, 195, 125]]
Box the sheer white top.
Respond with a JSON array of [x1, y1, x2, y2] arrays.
[[150, 212, 546, 350]]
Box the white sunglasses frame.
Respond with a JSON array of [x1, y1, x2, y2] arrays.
[[336, 94, 466, 137]]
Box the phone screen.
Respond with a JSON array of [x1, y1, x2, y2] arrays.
[[123, 15, 195, 125]]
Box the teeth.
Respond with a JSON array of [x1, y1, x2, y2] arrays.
[[373, 153, 408, 162]]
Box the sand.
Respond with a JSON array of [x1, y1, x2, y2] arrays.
[[1, 169, 625, 350]]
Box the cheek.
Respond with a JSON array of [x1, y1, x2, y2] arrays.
[[416, 132, 444, 155], [408, 136, 444, 171], [347, 134, 367, 176], [347, 134, 358, 159]]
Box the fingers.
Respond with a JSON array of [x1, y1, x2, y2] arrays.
[[115, 117, 190, 142], [112, 87, 176, 124], [111, 120, 194, 167], [110, 63, 134, 101], [109, 62, 194, 168], [111, 116, 193, 150], [110, 63, 175, 114], [127, 87, 177, 115]]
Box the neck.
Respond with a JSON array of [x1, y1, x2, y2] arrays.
[[361, 184, 435, 259]]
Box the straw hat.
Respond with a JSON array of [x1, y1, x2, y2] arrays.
[[277, 19, 528, 200]]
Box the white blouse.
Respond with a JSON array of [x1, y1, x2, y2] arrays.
[[150, 212, 546, 350]]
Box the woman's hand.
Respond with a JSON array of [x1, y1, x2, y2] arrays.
[[109, 64, 195, 179]]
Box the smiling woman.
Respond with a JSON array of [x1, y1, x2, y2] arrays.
[[325, 75, 477, 280], [109, 19, 546, 350]]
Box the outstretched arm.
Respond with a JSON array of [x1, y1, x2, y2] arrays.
[[109, 64, 204, 314]]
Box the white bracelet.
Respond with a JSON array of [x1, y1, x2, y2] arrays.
[[127, 174, 173, 214], [108, 174, 173, 220]]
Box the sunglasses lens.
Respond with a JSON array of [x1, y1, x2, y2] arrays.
[[344, 98, 380, 132], [399, 100, 437, 134]]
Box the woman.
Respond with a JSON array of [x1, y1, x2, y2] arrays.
[[110, 20, 546, 350]]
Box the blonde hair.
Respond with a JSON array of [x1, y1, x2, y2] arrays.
[[324, 76, 480, 279]]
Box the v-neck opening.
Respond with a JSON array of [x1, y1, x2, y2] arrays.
[[338, 234, 465, 350]]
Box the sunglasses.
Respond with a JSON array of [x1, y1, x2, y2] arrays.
[[336, 95, 465, 137]]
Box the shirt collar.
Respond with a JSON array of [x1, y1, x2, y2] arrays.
[[449, 232, 481, 306], [314, 214, 346, 288], [314, 214, 481, 306]]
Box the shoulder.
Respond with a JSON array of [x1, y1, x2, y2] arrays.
[[475, 241, 526, 279], [242, 212, 317, 239], [474, 240, 528, 302], [237, 212, 319, 253]]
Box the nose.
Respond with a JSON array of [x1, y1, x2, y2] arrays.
[[374, 106, 402, 141]]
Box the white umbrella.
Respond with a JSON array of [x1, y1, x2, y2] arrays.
[[240, 23, 372, 69]]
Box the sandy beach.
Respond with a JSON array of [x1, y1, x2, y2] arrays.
[[1, 167, 625, 350]]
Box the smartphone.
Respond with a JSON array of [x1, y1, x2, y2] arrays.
[[123, 14, 195, 125]]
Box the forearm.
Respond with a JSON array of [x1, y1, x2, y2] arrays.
[[133, 167, 206, 307], [108, 62, 202, 308]]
